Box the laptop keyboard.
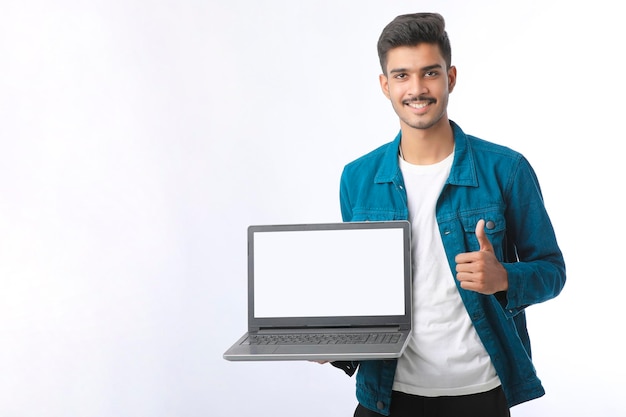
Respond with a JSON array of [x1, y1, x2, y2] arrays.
[[249, 332, 401, 345]]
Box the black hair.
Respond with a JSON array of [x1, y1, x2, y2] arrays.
[[377, 13, 452, 74]]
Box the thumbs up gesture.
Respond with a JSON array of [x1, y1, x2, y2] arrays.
[[454, 219, 509, 295]]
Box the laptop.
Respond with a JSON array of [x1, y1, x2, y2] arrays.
[[223, 220, 412, 361]]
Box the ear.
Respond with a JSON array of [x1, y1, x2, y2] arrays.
[[447, 65, 457, 93], [379, 73, 391, 99]]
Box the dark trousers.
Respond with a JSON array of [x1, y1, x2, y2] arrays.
[[354, 387, 510, 417]]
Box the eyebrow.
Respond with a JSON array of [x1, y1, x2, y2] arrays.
[[389, 64, 444, 74]]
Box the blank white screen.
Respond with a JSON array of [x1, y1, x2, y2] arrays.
[[253, 227, 406, 318]]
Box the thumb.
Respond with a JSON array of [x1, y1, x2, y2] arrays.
[[475, 219, 494, 252]]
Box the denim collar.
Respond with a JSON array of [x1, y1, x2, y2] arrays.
[[374, 120, 478, 188]]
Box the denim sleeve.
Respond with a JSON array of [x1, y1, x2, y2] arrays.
[[500, 156, 566, 317], [339, 167, 354, 222]]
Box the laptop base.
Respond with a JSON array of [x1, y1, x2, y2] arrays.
[[223, 330, 411, 361]]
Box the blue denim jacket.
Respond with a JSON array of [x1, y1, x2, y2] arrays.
[[336, 121, 566, 415]]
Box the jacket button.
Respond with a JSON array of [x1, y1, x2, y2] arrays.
[[486, 220, 495, 230], [376, 401, 385, 410]]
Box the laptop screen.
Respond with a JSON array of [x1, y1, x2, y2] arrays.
[[249, 222, 410, 322]]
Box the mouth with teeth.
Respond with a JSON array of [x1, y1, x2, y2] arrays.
[[404, 98, 436, 113]]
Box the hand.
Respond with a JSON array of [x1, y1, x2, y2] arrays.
[[454, 219, 508, 295]]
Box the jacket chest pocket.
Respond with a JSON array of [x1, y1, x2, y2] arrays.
[[459, 208, 506, 259]]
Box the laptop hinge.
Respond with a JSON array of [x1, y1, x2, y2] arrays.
[[252, 324, 408, 332]]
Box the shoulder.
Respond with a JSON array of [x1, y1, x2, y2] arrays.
[[341, 140, 397, 186], [450, 122, 537, 191], [343, 141, 394, 171], [465, 134, 523, 161], [452, 121, 523, 161], [462, 133, 531, 176], [458, 131, 540, 197]]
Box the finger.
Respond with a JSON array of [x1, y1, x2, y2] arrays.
[[455, 251, 482, 264], [455, 270, 471, 283], [475, 219, 494, 252]]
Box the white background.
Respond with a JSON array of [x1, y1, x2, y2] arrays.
[[0, 0, 624, 416]]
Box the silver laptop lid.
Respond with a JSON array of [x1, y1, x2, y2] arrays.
[[248, 221, 411, 331]]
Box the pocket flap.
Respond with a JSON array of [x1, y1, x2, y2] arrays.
[[460, 210, 505, 234]]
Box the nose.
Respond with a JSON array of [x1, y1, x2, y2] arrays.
[[407, 76, 427, 97]]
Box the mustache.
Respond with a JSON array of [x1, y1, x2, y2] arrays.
[[402, 96, 436, 105]]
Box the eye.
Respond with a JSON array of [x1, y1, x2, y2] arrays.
[[424, 71, 439, 77], [393, 73, 408, 80]]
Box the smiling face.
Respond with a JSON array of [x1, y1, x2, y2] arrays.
[[380, 43, 457, 132]]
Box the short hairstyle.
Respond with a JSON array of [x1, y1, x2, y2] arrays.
[[377, 12, 452, 75]]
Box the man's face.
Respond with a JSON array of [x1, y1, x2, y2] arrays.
[[379, 43, 456, 132]]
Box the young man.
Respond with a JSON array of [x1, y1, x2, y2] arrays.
[[334, 13, 566, 417]]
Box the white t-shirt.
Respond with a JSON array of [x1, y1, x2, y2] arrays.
[[393, 152, 501, 397]]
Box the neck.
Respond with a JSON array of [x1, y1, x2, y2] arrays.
[[399, 118, 454, 165]]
